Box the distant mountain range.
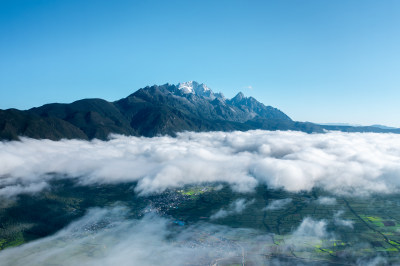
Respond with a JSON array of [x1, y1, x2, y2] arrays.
[[1, 81, 399, 140], [320, 123, 398, 129]]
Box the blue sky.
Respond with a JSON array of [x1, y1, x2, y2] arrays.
[[1, 0, 399, 126]]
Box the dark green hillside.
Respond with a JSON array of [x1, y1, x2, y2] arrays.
[[30, 98, 136, 139], [0, 109, 87, 141]]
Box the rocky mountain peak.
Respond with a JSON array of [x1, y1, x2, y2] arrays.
[[177, 81, 215, 100], [231, 92, 245, 103]]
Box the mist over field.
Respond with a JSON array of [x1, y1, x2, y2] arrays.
[[0, 205, 372, 266], [0, 206, 264, 266], [1, 130, 400, 198]]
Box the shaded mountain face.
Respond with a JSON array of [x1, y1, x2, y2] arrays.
[[0, 109, 88, 141], [1, 81, 395, 141], [115, 82, 291, 125], [29, 99, 135, 140]]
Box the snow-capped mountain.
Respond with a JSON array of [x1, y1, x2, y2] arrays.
[[7, 81, 396, 141], [177, 81, 216, 100]]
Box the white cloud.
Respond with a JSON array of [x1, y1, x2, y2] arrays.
[[316, 197, 337, 205], [334, 211, 354, 228], [0, 181, 47, 198], [1, 130, 400, 198], [210, 198, 254, 219], [292, 217, 327, 239], [264, 198, 292, 211], [285, 217, 330, 249]]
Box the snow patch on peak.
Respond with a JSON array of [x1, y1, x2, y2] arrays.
[[177, 81, 215, 99], [178, 81, 195, 94]]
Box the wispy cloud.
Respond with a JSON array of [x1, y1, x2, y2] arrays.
[[334, 211, 354, 228], [316, 197, 337, 205], [264, 198, 292, 211], [210, 198, 254, 219]]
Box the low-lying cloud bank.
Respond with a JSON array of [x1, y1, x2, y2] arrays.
[[1, 130, 400, 197]]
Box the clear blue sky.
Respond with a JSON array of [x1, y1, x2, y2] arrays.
[[1, 0, 399, 126]]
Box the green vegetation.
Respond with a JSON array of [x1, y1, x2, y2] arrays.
[[177, 186, 213, 199], [0, 232, 25, 250]]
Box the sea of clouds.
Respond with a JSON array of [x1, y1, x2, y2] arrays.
[[1, 130, 400, 198]]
